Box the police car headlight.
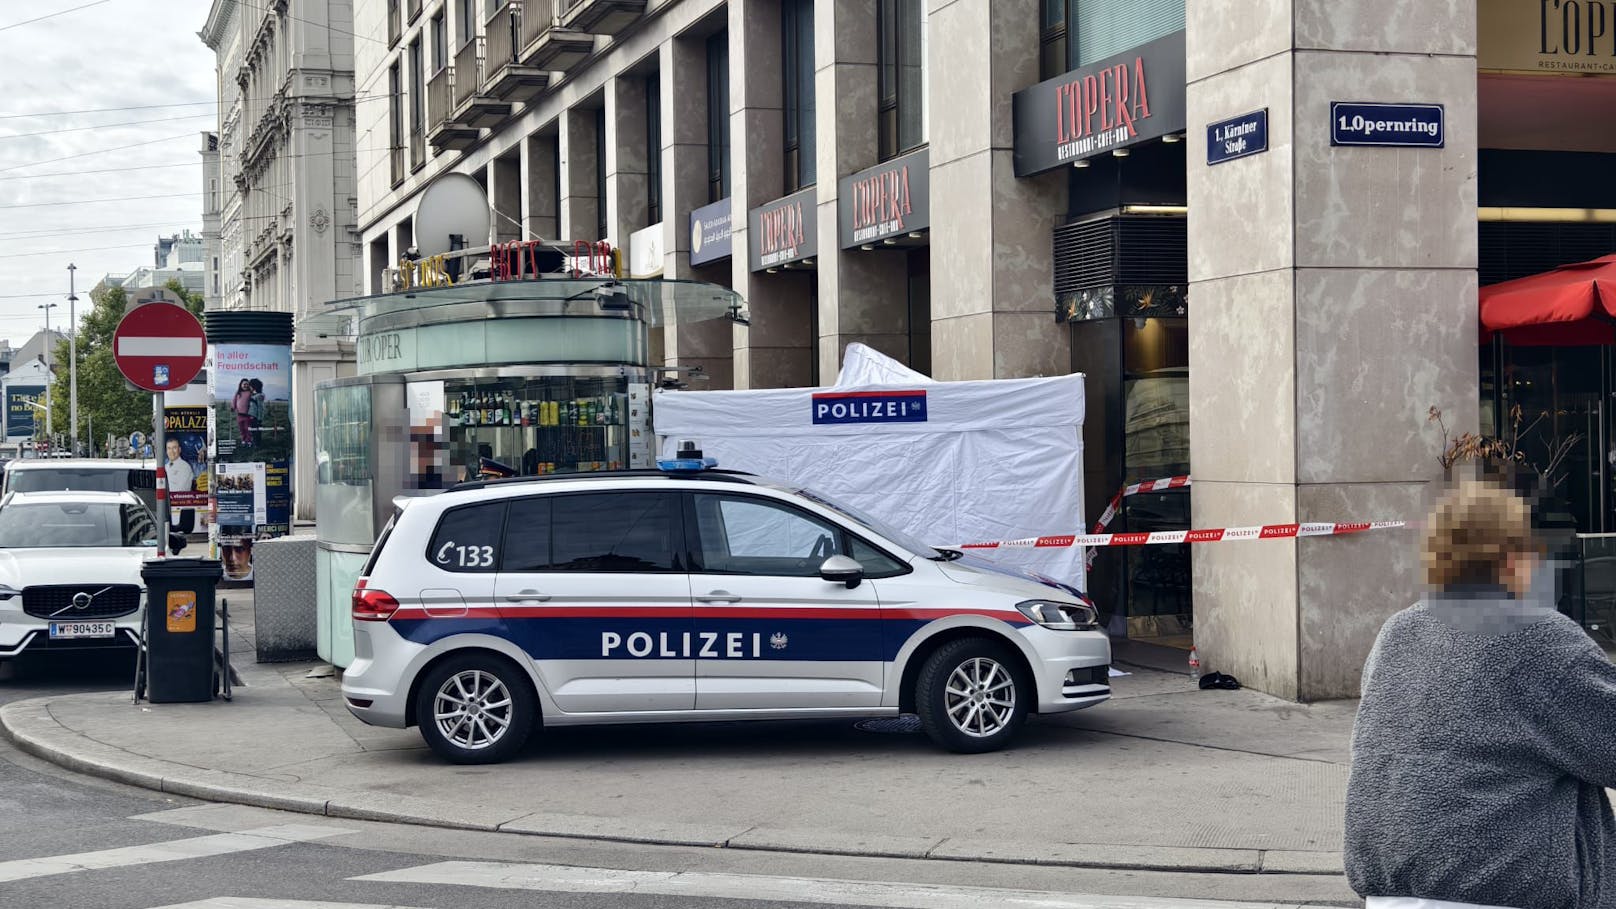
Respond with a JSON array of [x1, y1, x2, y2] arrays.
[[1016, 599, 1098, 631]]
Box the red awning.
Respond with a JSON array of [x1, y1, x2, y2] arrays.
[[1479, 253, 1616, 346]]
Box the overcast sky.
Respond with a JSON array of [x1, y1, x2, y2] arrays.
[[0, 0, 215, 349]]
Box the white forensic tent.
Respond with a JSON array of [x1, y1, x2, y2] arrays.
[[653, 344, 1088, 589]]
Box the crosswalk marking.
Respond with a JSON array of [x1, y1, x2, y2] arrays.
[[0, 824, 353, 884], [355, 860, 1298, 909], [152, 901, 428, 909], [151, 892, 426, 899]]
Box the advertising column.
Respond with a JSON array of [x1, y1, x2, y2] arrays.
[[205, 311, 294, 583]]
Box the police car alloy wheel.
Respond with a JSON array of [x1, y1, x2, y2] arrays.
[[414, 654, 537, 764], [916, 637, 1029, 753]]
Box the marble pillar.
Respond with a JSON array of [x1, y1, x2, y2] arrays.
[[815, 0, 907, 379], [521, 130, 559, 242], [730, 0, 814, 389], [927, 0, 1068, 381], [1186, 1, 1479, 700], [489, 152, 522, 242], [604, 74, 650, 252], [558, 106, 600, 242], [662, 35, 734, 389]]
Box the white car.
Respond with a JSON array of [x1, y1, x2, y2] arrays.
[[341, 462, 1112, 764], [0, 490, 168, 662], [2, 458, 159, 515]]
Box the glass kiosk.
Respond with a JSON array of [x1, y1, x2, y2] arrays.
[[314, 277, 743, 668]]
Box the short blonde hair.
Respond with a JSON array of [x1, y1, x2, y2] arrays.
[[1422, 478, 1539, 589]]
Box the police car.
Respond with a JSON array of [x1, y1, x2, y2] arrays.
[[341, 452, 1111, 764]]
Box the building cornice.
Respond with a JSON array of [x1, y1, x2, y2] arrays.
[[199, 0, 237, 51]]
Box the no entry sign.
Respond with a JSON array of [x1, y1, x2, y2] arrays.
[[113, 303, 206, 392]]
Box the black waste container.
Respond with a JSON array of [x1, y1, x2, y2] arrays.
[[142, 558, 223, 703]]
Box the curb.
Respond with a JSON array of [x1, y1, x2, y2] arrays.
[[0, 696, 1344, 877]]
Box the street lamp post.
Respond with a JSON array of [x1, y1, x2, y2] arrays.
[[67, 263, 78, 455], [36, 302, 56, 447]]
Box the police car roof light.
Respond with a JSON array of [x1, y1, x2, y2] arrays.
[[656, 456, 718, 473]]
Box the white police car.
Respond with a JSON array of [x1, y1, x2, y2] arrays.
[[341, 456, 1111, 763]]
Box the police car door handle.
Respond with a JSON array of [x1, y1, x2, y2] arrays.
[[697, 591, 742, 603], [504, 590, 551, 602]]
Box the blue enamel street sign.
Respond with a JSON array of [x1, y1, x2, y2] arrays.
[[1330, 102, 1444, 148], [1206, 108, 1268, 165]]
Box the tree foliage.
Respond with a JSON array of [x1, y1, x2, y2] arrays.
[[47, 280, 205, 454]]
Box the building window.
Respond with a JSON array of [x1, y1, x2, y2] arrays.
[[408, 37, 425, 167], [387, 0, 401, 46], [456, 0, 475, 47], [706, 31, 731, 202], [594, 106, 607, 240], [1040, 0, 1067, 80], [388, 61, 404, 186], [782, 0, 815, 191], [877, 0, 926, 161], [646, 73, 662, 224], [431, 11, 447, 71], [1041, 0, 1186, 78]]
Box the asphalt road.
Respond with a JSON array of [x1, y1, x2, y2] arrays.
[[0, 654, 1352, 909]]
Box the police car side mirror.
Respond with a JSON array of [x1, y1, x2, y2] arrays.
[[819, 555, 864, 589]]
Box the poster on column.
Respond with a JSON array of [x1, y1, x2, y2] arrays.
[[209, 343, 293, 580], [215, 462, 266, 582], [161, 406, 210, 509]]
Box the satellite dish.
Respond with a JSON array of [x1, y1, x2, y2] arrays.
[[413, 172, 491, 257]]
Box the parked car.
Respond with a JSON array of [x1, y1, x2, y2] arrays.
[[0, 490, 180, 663], [341, 460, 1112, 763], [2, 459, 158, 516]]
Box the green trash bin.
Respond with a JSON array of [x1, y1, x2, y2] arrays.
[[141, 558, 223, 703]]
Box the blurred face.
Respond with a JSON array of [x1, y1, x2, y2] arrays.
[[166, 440, 180, 461], [1505, 550, 1539, 598], [238, 379, 250, 392]]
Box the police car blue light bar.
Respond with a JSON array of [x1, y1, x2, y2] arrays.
[[658, 440, 717, 472]]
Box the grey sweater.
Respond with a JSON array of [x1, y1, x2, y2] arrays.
[[1345, 589, 1616, 908]]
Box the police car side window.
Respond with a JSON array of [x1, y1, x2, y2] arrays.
[[547, 492, 679, 572], [501, 496, 552, 571], [847, 536, 908, 578], [692, 494, 843, 578], [428, 502, 506, 572]]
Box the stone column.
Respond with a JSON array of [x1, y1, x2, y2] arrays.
[[558, 106, 600, 241], [814, 0, 905, 380], [603, 75, 650, 251], [521, 131, 559, 241], [1186, 3, 1479, 700], [730, 0, 814, 389], [662, 35, 734, 389], [927, 0, 1066, 381]]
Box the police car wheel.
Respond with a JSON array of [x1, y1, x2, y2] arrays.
[[916, 638, 1028, 754], [415, 654, 536, 764]]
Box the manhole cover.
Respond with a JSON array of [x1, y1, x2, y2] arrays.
[[854, 715, 922, 734]]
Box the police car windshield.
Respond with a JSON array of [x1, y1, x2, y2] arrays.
[[794, 488, 942, 559]]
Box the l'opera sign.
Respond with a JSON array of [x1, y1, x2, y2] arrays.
[[1012, 30, 1187, 177]]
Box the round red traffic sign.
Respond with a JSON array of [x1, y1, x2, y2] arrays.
[[113, 303, 207, 393]]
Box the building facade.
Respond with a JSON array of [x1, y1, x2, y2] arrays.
[[201, 132, 223, 309], [201, 0, 363, 521], [351, 0, 1613, 700]]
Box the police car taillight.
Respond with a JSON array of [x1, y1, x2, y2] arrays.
[[352, 579, 400, 622]]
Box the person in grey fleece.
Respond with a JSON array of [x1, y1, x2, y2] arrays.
[[1344, 477, 1616, 909]]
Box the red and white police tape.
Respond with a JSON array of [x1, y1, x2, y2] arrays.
[[1091, 474, 1192, 535], [956, 520, 1408, 552]]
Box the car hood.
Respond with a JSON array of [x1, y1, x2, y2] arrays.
[[0, 548, 153, 588], [935, 552, 1092, 605]]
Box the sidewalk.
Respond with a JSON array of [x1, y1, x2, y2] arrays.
[[1, 590, 1358, 884]]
